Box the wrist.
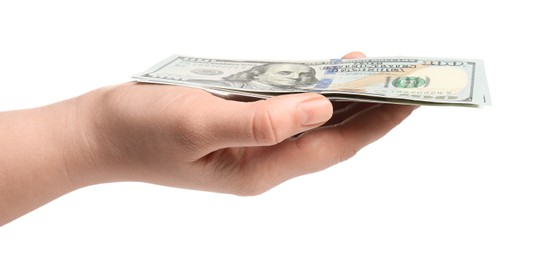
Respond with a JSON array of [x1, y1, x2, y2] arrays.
[[51, 87, 114, 188], [0, 90, 109, 224]]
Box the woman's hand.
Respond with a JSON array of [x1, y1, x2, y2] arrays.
[[0, 51, 417, 225]]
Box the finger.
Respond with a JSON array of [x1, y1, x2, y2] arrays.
[[330, 104, 418, 149], [332, 101, 375, 115], [195, 92, 333, 152], [325, 51, 373, 125], [196, 51, 366, 151], [186, 50, 367, 158], [244, 104, 418, 188], [342, 51, 366, 59], [325, 102, 378, 126]]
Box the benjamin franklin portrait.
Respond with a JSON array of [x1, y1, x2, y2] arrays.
[[222, 63, 319, 91]]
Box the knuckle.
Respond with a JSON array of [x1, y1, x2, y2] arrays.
[[339, 147, 359, 162], [233, 185, 268, 197], [231, 177, 270, 197], [170, 114, 210, 159], [333, 129, 360, 163], [251, 107, 282, 145], [227, 168, 274, 197]]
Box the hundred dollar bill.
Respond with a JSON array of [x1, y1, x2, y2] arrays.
[[133, 55, 491, 107]]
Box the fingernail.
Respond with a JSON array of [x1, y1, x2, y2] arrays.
[[297, 98, 332, 126]]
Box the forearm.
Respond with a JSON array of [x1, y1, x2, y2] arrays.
[[0, 94, 100, 226]]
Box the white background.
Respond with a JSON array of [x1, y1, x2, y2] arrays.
[[1, 0, 541, 259]]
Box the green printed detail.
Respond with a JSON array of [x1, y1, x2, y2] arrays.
[[392, 77, 427, 88]]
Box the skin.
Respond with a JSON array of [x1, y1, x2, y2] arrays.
[[0, 51, 418, 226]]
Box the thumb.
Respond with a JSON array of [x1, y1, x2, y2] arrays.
[[201, 93, 333, 150]]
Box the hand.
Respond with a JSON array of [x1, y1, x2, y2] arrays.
[[72, 51, 417, 195], [0, 51, 418, 225]]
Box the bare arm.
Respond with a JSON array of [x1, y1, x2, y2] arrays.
[[0, 96, 98, 224]]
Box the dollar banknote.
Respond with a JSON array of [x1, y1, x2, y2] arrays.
[[133, 55, 491, 107]]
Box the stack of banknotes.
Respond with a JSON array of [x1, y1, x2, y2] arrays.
[[133, 55, 491, 107]]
